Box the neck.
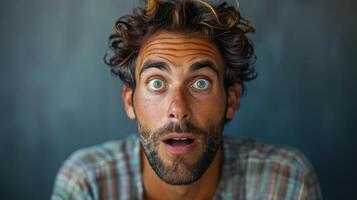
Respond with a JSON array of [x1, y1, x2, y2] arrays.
[[141, 146, 223, 200]]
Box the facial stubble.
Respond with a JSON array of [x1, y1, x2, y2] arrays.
[[138, 119, 224, 185]]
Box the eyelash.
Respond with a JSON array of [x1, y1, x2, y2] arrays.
[[145, 76, 212, 92], [191, 77, 212, 90]]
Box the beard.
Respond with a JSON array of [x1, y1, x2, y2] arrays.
[[138, 119, 224, 185]]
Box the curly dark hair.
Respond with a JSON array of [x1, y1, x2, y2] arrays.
[[104, 0, 256, 94]]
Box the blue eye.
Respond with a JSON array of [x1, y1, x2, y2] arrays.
[[148, 79, 165, 90], [192, 79, 210, 90]]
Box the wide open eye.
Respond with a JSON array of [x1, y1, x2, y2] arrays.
[[148, 79, 166, 91], [192, 79, 210, 90]]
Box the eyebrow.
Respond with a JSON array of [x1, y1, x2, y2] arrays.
[[139, 59, 220, 77], [189, 60, 220, 77], [139, 59, 171, 77]]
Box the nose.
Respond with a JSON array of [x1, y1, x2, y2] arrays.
[[167, 87, 191, 121]]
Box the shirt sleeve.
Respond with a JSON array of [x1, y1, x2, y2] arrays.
[[51, 154, 95, 200], [301, 159, 323, 200], [289, 147, 323, 200]]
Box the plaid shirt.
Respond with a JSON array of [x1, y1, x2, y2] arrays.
[[51, 134, 322, 200]]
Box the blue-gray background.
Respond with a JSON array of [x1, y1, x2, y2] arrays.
[[1, 0, 356, 199]]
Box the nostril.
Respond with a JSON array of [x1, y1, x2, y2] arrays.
[[167, 99, 191, 120], [168, 113, 190, 120]]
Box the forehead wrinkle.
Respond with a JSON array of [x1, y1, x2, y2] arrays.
[[143, 44, 218, 56], [137, 31, 223, 78], [141, 53, 177, 68], [139, 60, 171, 78], [155, 55, 177, 67], [186, 55, 220, 66], [189, 61, 220, 78], [141, 52, 220, 69], [143, 52, 218, 61], [144, 46, 217, 53], [144, 49, 217, 59], [144, 41, 217, 53], [144, 40, 217, 50]]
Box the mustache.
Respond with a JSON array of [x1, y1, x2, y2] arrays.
[[152, 120, 208, 138]]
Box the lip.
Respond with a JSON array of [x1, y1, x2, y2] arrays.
[[162, 133, 195, 141], [161, 133, 196, 155]]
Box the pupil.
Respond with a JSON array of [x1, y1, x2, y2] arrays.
[[197, 80, 206, 88], [154, 81, 162, 88]]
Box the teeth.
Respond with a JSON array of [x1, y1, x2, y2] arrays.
[[173, 138, 188, 140]]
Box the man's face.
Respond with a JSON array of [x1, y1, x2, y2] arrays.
[[123, 31, 239, 185]]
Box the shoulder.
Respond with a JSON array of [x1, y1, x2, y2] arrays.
[[223, 137, 322, 199], [66, 134, 139, 170], [62, 134, 139, 175], [51, 134, 140, 199], [224, 137, 314, 174]]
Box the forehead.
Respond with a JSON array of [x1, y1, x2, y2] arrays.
[[135, 31, 223, 73]]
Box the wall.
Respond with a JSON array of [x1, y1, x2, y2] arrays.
[[0, 0, 356, 199]]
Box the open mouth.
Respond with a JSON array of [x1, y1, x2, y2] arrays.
[[162, 134, 196, 154], [163, 138, 194, 146]]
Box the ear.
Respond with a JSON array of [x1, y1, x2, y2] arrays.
[[225, 83, 241, 119], [122, 84, 136, 120]]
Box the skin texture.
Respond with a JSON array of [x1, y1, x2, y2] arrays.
[[122, 31, 240, 200]]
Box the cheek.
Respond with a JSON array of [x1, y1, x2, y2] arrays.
[[192, 93, 226, 124], [134, 91, 167, 127]]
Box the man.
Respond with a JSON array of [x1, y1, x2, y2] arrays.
[[52, 0, 322, 199]]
